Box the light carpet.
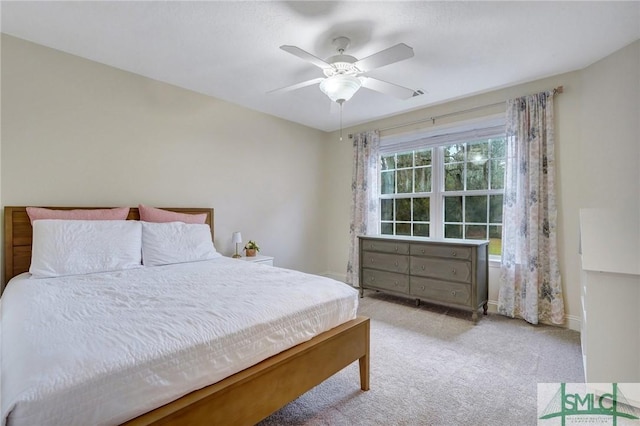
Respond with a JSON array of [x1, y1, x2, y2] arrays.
[[259, 291, 583, 425]]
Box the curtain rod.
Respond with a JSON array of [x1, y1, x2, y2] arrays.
[[349, 86, 563, 138]]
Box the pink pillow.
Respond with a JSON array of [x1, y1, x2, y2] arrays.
[[138, 205, 207, 224], [26, 207, 130, 224]]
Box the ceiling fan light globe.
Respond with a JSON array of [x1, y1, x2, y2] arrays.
[[319, 75, 362, 103]]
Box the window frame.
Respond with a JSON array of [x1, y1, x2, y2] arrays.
[[377, 116, 506, 258], [379, 148, 433, 237]]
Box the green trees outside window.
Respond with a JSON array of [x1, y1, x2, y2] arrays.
[[379, 137, 505, 256], [381, 149, 432, 237]]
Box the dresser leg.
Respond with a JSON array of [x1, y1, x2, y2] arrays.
[[483, 302, 488, 315], [415, 299, 420, 307], [472, 311, 478, 322], [359, 287, 364, 298]]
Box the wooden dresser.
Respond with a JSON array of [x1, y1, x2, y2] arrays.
[[358, 235, 489, 321]]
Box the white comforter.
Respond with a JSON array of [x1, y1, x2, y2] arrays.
[[0, 257, 358, 426]]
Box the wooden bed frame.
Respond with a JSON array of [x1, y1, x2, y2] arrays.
[[3, 206, 370, 425]]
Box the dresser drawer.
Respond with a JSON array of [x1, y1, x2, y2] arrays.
[[362, 252, 409, 274], [361, 240, 410, 255], [410, 243, 472, 260], [410, 277, 471, 306], [410, 257, 472, 283], [362, 269, 409, 293]]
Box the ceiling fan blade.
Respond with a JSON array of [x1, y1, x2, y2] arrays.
[[361, 77, 418, 100], [268, 77, 325, 94], [354, 43, 414, 72], [280, 45, 331, 69]]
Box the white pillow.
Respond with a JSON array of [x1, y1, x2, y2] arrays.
[[30, 220, 143, 278], [141, 221, 220, 267]]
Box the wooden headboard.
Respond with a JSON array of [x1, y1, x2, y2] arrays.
[[3, 206, 214, 286]]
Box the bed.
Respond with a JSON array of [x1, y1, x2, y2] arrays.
[[1, 206, 370, 425]]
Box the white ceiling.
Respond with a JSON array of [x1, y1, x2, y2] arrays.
[[2, 1, 639, 132]]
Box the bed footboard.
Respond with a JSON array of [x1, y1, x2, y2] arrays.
[[123, 316, 370, 425]]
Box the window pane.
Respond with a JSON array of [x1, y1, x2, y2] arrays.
[[465, 225, 487, 240], [397, 152, 413, 168], [381, 199, 393, 221], [466, 161, 488, 190], [381, 223, 393, 235], [415, 149, 432, 166], [415, 167, 431, 192], [468, 141, 489, 162], [444, 163, 464, 191], [381, 155, 396, 171], [490, 159, 505, 190], [489, 194, 503, 223], [445, 224, 463, 239], [489, 224, 502, 238], [490, 138, 506, 158], [444, 196, 462, 222], [489, 225, 502, 256], [397, 169, 413, 193], [413, 197, 430, 221], [396, 223, 411, 236], [396, 198, 411, 221], [379, 134, 505, 244], [413, 223, 429, 237], [465, 196, 488, 223], [444, 144, 465, 163], [381, 171, 395, 194]]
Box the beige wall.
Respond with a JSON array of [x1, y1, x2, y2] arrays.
[[1, 35, 329, 273], [322, 40, 639, 329], [579, 41, 639, 214], [3, 33, 638, 329]]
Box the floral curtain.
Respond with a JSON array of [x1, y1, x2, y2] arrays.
[[346, 130, 380, 286], [497, 91, 565, 325]]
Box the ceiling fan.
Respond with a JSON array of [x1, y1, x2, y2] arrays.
[[270, 36, 420, 104]]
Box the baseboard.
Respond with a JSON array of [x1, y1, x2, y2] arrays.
[[565, 314, 581, 332], [489, 301, 581, 330], [486, 300, 499, 314], [490, 301, 582, 331]]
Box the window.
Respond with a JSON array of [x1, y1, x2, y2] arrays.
[[379, 120, 506, 256], [380, 149, 432, 237]]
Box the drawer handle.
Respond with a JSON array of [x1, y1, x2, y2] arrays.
[[394, 261, 398, 267], [370, 258, 374, 264], [452, 251, 457, 257], [452, 290, 457, 296], [421, 285, 425, 291], [451, 269, 457, 275], [421, 265, 425, 270], [395, 246, 398, 252], [369, 244, 374, 249], [394, 280, 398, 286], [370, 277, 375, 282], [421, 248, 425, 254]]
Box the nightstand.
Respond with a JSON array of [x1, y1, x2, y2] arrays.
[[238, 254, 274, 266]]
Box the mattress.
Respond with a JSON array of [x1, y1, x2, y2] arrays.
[[0, 257, 358, 426]]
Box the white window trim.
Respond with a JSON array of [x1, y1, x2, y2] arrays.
[[379, 114, 505, 154], [378, 115, 506, 261]]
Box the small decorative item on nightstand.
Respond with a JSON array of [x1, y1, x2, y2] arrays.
[[231, 232, 242, 259], [244, 240, 260, 257]]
